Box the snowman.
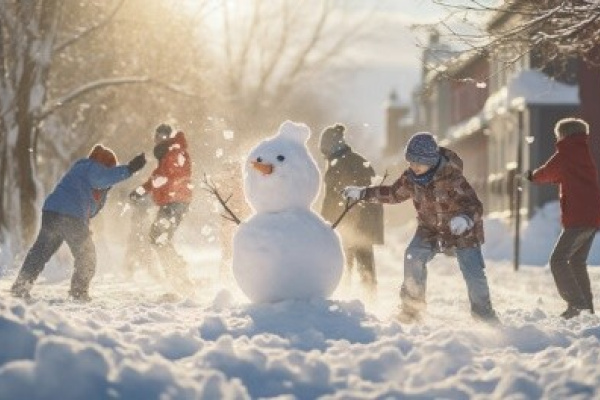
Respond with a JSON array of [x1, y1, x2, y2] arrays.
[[232, 121, 344, 303]]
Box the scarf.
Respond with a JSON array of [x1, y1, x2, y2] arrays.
[[408, 157, 441, 186]]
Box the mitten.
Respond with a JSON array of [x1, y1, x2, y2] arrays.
[[450, 215, 474, 235], [342, 186, 366, 201], [127, 153, 146, 174]]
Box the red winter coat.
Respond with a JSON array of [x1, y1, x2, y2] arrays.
[[532, 133, 600, 228], [142, 131, 193, 206]]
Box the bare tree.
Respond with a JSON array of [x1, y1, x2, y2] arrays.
[[214, 0, 379, 142], [0, 0, 215, 248], [0, 0, 146, 245]]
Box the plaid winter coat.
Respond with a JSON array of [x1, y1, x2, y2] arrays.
[[363, 147, 484, 250]]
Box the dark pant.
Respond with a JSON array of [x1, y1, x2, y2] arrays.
[[550, 227, 597, 311], [149, 203, 191, 291], [345, 245, 377, 290], [14, 211, 95, 294]]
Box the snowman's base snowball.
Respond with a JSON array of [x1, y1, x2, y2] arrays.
[[232, 209, 344, 303]]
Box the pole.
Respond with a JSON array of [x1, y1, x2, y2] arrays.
[[513, 108, 524, 271]]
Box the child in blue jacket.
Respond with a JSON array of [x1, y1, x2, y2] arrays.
[[11, 144, 146, 301]]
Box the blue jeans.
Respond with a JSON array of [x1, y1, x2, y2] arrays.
[[401, 234, 495, 318]]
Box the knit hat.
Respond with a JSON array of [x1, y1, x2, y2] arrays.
[[88, 144, 117, 167], [155, 123, 173, 142], [404, 132, 440, 166], [319, 124, 347, 157], [554, 118, 589, 139]]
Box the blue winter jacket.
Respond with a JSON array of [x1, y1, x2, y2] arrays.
[[43, 159, 131, 222]]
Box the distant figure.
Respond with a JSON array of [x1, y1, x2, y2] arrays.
[[319, 124, 384, 298], [11, 145, 146, 301], [129, 123, 194, 295], [523, 118, 600, 319], [343, 132, 498, 324], [121, 193, 160, 280]]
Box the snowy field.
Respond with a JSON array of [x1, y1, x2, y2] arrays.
[[1, 207, 600, 399]]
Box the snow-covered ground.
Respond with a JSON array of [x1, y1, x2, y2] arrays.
[[1, 204, 600, 399]]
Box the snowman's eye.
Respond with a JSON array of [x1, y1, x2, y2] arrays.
[[257, 157, 263, 163], [276, 155, 285, 162]]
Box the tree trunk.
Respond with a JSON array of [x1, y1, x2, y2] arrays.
[[578, 45, 600, 183], [15, 83, 37, 244]]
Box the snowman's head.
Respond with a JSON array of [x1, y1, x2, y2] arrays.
[[244, 121, 320, 213]]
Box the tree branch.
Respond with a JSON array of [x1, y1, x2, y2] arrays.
[[331, 170, 388, 230], [38, 77, 200, 121], [54, 0, 126, 53], [202, 173, 242, 225]]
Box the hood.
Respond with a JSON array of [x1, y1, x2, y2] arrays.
[[171, 131, 188, 149], [557, 132, 588, 151], [88, 144, 117, 167], [154, 131, 188, 160], [439, 147, 463, 172]]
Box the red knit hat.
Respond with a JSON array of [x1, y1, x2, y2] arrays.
[[88, 144, 118, 167]]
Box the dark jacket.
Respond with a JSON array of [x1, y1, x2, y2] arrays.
[[364, 147, 483, 250], [321, 146, 384, 246], [532, 133, 600, 228]]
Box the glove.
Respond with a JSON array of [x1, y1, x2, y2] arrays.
[[127, 153, 146, 174], [450, 215, 474, 235], [342, 186, 366, 201], [129, 187, 147, 203]]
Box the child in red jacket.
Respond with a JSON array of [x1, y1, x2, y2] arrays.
[[525, 118, 600, 319], [130, 123, 194, 295]]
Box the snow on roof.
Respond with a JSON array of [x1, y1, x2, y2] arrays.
[[483, 69, 578, 120], [444, 69, 578, 143], [443, 113, 487, 144]]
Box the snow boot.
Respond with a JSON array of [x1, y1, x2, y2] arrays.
[[68, 289, 92, 303], [472, 309, 501, 326], [560, 304, 581, 319], [396, 306, 422, 324], [10, 279, 32, 300]]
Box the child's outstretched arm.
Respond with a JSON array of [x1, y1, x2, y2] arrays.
[[362, 174, 411, 204], [530, 153, 562, 184]]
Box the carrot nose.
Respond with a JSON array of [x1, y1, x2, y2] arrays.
[[251, 161, 274, 175]]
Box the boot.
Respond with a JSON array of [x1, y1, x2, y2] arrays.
[[396, 305, 422, 324], [69, 288, 92, 302], [472, 309, 501, 325], [560, 304, 581, 319], [10, 279, 32, 300]]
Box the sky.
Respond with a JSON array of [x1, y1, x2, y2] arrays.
[[328, 0, 460, 153]]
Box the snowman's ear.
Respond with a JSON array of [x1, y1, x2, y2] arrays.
[[278, 120, 311, 144]]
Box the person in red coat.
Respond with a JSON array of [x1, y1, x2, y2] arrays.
[[525, 118, 600, 319], [130, 123, 194, 295]]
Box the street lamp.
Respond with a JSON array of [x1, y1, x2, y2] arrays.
[[511, 97, 526, 272]]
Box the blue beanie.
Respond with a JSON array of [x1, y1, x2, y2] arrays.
[[404, 132, 440, 166]]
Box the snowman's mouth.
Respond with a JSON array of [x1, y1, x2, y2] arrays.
[[251, 161, 274, 175]]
